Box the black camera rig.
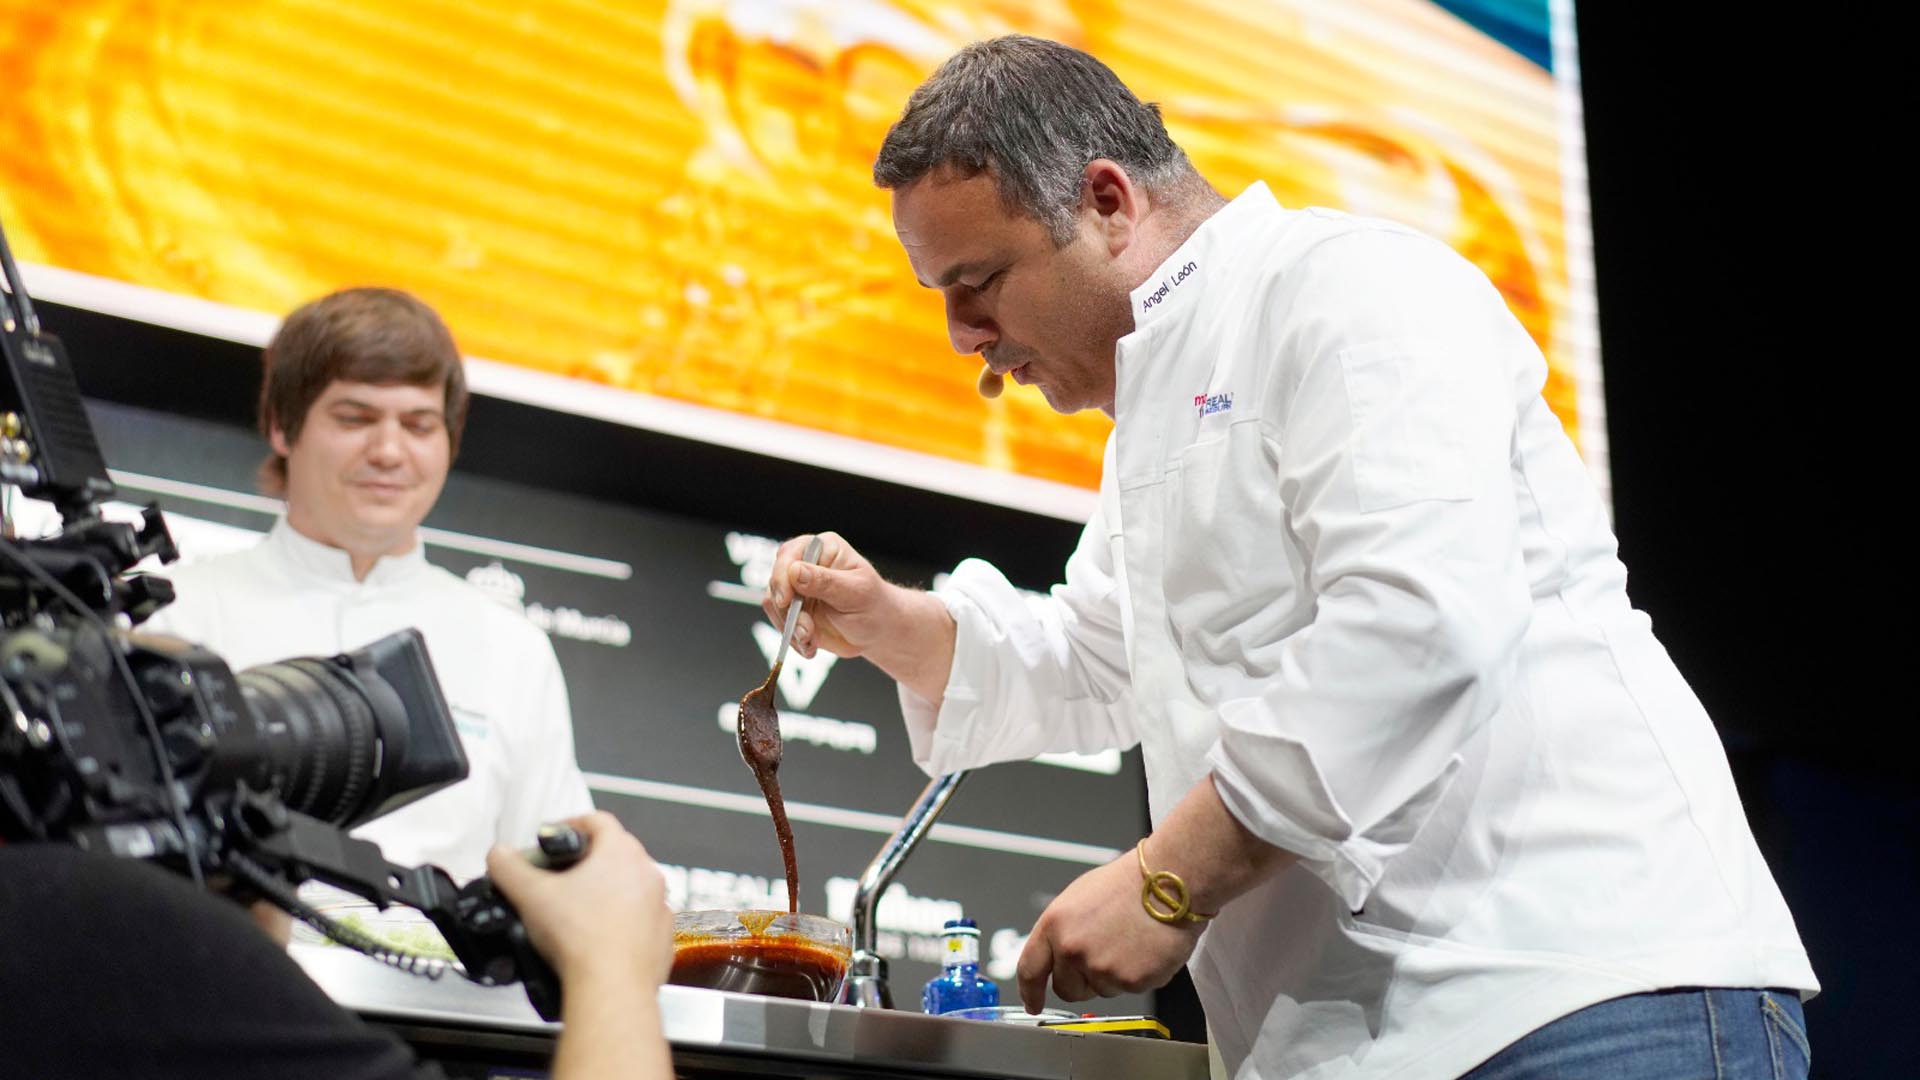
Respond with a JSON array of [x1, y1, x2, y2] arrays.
[[0, 217, 572, 1020]]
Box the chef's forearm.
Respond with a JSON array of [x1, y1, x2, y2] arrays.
[[1145, 775, 1295, 916]]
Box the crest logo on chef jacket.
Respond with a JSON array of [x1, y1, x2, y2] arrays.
[[751, 620, 837, 710], [449, 703, 490, 743]]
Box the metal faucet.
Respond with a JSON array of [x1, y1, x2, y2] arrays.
[[836, 770, 969, 1009]]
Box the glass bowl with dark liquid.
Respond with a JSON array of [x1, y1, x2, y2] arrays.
[[668, 910, 852, 1002]]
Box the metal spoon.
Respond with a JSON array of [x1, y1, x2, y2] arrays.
[[739, 535, 821, 765]]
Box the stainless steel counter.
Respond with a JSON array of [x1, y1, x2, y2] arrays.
[[293, 945, 1210, 1079]]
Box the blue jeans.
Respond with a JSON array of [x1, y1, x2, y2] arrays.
[[1463, 988, 1810, 1080]]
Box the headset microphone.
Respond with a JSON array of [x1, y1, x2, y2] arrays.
[[976, 363, 1004, 399]]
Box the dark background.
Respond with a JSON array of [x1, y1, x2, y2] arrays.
[[21, 3, 1908, 1074], [1577, 6, 1907, 1079]]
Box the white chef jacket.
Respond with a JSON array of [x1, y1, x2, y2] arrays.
[[145, 519, 593, 883], [901, 184, 1817, 1079]]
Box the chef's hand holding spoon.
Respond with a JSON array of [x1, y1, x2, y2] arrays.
[[762, 531, 956, 707]]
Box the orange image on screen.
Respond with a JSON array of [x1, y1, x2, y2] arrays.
[[0, 0, 1587, 491]]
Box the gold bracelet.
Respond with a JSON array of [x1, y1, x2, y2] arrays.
[[1136, 839, 1217, 925]]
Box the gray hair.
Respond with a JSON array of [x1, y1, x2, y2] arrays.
[[873, 36, 1194, 244]]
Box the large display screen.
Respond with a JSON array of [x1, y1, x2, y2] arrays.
[[1, 0, 1602, 517]]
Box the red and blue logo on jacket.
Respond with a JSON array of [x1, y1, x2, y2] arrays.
[[1194, 391, 1234, 417]]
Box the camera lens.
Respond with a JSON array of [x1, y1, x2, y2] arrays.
[[230, 659, 380, 827], [115, 627, 464, 834]]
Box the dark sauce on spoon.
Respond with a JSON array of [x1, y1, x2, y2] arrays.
[[738, 662, 798, 911]]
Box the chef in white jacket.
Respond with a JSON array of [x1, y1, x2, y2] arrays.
[[147, 287, 592, 883], [763, 37, 1817, 1080]]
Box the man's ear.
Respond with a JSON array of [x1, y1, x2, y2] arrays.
[[1081, 159, 1141, 258], [268, 424, 292, 458]]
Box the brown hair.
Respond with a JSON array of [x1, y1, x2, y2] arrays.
[[257, 287, 469, 496]]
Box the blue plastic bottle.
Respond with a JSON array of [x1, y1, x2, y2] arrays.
[[922, 917, 1000, 1014]]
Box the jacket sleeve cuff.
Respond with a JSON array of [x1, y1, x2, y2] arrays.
[[1207, 729, 1461, 913], [896, 588, 985, 777]]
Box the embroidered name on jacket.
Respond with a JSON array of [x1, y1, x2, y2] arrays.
[[1141, 260, 1199, 312], [1194, 391, 1234, 417]]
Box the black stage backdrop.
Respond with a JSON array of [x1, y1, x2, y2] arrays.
[[1578, 6, 1903, 1079]]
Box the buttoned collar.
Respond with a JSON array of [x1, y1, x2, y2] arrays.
[[267, 517, 427, 588]]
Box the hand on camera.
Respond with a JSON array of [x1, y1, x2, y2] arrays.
[[487, 811, 673, 993]]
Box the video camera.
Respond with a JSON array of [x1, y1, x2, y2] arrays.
[[0, 219, 572, 1019]]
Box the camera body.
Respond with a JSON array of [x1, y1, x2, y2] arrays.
[[0, 570, 569, 1018], [0, 614, 464, 866]]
